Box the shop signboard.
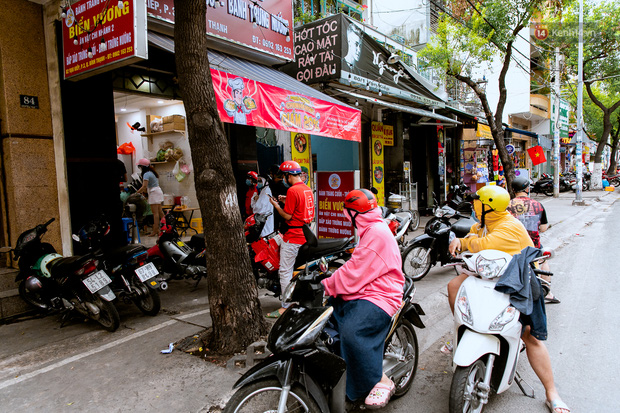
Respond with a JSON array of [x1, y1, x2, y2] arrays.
[[147, 0, 293, 61], [476, 123, 493, 140], [291, 132, 313, 188], [550, 98, 570, 138], [371, 124, 385, 206], [62, 0, 148, 80], [317, 171, 355, 239], [211, 68, 361, 141], [382, 125, 394, 146], [281, 14, 444, 108]]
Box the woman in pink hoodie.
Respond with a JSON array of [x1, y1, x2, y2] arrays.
[[321, 189, 405, 409]]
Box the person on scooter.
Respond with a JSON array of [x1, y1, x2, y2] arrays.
[[267, 161, 314, 318], [447, 185, 570, 413], [244, 171, 258, 218], [507, 175, 560, 304], [321, 189, 405, 409]]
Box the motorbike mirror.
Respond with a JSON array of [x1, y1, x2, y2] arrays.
[[72, 234, 80, 242], [0, 246, 11, 253], [318, 257, 329, 273]]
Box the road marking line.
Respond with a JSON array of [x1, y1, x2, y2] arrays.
[[0, 308, 210, 390]]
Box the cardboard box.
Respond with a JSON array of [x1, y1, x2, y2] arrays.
[[162, 121, 186, 131], [162, 115, 185, 124]]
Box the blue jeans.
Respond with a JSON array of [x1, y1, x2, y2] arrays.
[[330, 298, 391, 401]]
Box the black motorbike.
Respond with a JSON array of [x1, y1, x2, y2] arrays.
[[531, 173, 553, 196], [401, 204, 477, 281], [3, 219, 120, 331], [223, 259, 425, 413], [74, 217, 163, 316]]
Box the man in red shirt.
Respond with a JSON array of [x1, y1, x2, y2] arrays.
[[268, 160, 315, 317]]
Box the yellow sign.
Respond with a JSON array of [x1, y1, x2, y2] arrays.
[[291, 132, 313, 188], [382, 125, 394, 146], [372, 136, 385, 206], [476, 124, 492, 139]]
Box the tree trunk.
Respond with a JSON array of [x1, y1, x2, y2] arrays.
[[174, 0, 268, 353], [605, 117, 620, 175]]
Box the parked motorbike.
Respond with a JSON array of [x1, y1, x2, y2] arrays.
[[602, 171, 620, 187], [240, 213, 356, 297], [74, 217, 163, 316], [2, 219, 120, 331], [223, 258, 425, 413], [381, 206, 413, 248], [147, 213, 207, 288], [401, 201, 477, 281], [447, 249, 554, 412], [569, 171, 591, 192], [530, 173, 553, 196]]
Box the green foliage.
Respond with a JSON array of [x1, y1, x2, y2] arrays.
[[294, 7, 319, 26]]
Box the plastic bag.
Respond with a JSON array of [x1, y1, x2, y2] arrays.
[[172, 161, 180, 175], [117, 142, 135, 154], [180, 163, 191, 175]]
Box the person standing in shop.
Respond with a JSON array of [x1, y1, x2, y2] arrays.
[[267, 161, 315, 318], [267, 164, 288, 232], [136, 158, 164, 237]]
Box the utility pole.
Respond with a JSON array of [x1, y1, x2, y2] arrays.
[[574, 0, 585, 205], [553, 47, 560, 198]]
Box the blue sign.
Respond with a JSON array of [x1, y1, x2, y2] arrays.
[[506, 144, 515, 155]]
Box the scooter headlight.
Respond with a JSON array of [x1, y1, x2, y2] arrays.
[[475, 255, 507, 279], [282, 280, 297, 303], [489, 305, 517, 331], [456, 288, 473, 325]]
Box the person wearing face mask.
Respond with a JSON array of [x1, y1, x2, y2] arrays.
[[244, 171, 258, 218], [267, 161, 314, 317], [250, 176, 274, 237], [321, 189, 405, 409]]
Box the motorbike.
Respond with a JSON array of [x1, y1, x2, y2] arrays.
[[239, 213, 356, 297], [381, 206, 413, 248], [223, 258, 425, 413], [447, 249, 553, 413], [147, 213, 207, 288], [569, 171, 591, 192], [602, 171, 620, 187], [1, 219, 120, 331], [530, 173, 553, 196], [73, 217, 163, 316], [401, 201, 477, 281]]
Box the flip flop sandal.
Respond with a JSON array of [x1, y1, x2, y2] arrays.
[[545, 296, 561, 304], [265, 310, 281, 318], [546, 398, 571, 413], [364, 380, 395, 410]]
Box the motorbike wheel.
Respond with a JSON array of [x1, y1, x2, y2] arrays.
[[409, 211, 420, 232], [386, 320, 419, 398], [402, 245, 433, 281], [543, 187, 554, 196], [18, 280, 50, 312], [449, 359, 488, 413], [90, 297, 120, 332], [223, 379, 320, 413], [611, 178, 620, 187], [131, 277, 161, 316]]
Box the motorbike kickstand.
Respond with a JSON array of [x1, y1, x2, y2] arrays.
[[191, 276, 202, 291], [514, 371, 535, 398]]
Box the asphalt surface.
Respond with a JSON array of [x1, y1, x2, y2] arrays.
[[0, 189, 617, 412]]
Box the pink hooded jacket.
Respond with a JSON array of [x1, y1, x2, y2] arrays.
[[321, 207, 405, 317]]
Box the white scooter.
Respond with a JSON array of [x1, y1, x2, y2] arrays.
[[448, 249, 551, 413]]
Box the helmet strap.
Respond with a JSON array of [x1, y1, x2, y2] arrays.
[[345, 208, 359, 229]]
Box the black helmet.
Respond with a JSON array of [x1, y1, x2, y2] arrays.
[[511, 175, 530, 192]]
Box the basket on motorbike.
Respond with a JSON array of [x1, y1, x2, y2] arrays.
[[387, 193, 409, 210]]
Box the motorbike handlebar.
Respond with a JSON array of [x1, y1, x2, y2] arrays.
[[533, 269, 553, 276], [44, 218, 55, 227]]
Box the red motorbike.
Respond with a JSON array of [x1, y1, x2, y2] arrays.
[[244, 213, 356, 297], [603, 171, 620, 187]]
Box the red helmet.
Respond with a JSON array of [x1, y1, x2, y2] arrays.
[[247, 171, 258, 181], [344, 189, 378, 213], [137, 158, 150, 167], [279, 160, 302, 175]]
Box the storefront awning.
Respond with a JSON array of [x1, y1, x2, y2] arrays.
[[342, 90, 461, 126], [505, 127, 538, 139], [148, 31, 361, 142]]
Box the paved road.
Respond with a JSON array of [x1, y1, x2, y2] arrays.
[[0, 190, 618, 412]]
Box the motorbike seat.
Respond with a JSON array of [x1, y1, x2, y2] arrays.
[[47, 255, 93, 278], [99, 245, 148, 267], [403, 276, 415, 296], [451, 217, 477, 238], [296, 237, 353, 266], [189, 233, 205, 250]]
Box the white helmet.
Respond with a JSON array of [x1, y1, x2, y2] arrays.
[[39, 253, 62, 278]]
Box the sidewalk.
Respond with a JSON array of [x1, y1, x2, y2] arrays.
[[1, 190, 617, 412]]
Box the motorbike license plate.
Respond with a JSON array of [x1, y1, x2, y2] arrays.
[[82, 270, 112, 294], [135, 262, 159, 282]]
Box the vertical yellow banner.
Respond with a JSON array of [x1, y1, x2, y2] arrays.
[[291, 132, 313, 188], [371, 122, 385, 206]]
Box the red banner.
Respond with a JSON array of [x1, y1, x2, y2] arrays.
[[317, 172, 356, 238], [62, 0, 147, 80], [211, 69, 361, 141], [147, 0, 293, 61]]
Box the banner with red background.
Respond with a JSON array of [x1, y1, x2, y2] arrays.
[[317, 172, 355, 238], [62, 0, 147, 80], [147, 0, 293, 61], [211, 69, 361, 141]]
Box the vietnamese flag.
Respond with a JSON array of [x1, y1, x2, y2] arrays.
[[527, 145, 547, 166]]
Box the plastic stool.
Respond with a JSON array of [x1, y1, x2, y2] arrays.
[[190, 218, 203, 234]]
